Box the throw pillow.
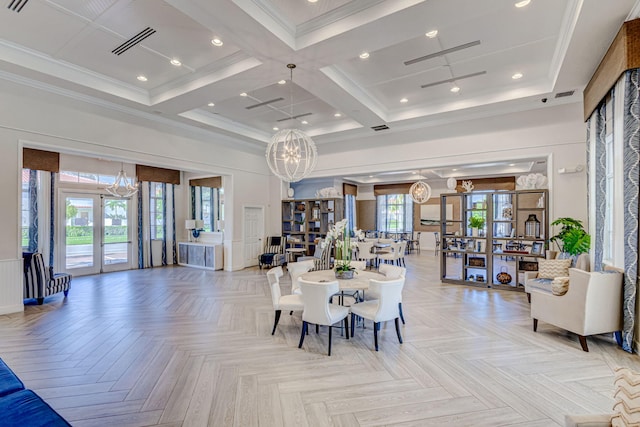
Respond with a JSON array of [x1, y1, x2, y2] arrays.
[[537, 258, 572, 279], [551, 276, 570, 296], [611, 367, 640, 426]]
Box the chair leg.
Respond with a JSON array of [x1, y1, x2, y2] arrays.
[[37, 297, 44, 305], [316, 324, 319, 334], [578, 335, 589, 352], [298, 321, 307, 348], [289, 311, 293, 315], [350, 313, 356, 338], [395, 317, 403, 344], [374, 322, 379, 351], [398, 302, 405, 324], [63, 289, 69, 297], [527, 293, 531, 303], [272, 310, 282, 335], [344, 316, 349, 340], [328, 325, 333, 356], [533, 318, 538, 332]]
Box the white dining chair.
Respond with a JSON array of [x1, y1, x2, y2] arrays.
[[370, 264, 407, 324], [396, 240, 408, 267], [267, 266, 304, 335], [350, 278, 404, 351], [355, 241, 377, 269], [287, 260, 315, 295], [377, 241, 401, 265], [298, 279, 350, 356]]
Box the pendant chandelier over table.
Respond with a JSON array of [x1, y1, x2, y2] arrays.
[[409, 170, 432, 204], [265, 64, 317, 183], [105, 162, 139, 198]]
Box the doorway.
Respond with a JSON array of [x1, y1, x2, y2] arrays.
[[243, 206, 264, 267], [61, 192, 134, 275]]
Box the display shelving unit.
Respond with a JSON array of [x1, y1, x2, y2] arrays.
[[281, 198, 344, 256], [440, 190, 548, 292]]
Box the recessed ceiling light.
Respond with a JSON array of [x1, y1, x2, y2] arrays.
[[240, 92, 247, 97], [400, 98, 408, 103], [515, 0, 530, 7], [369, 175, 374, 178], [273, 127, 279, 131], [170, 59, 181, 66], [308, 0, 318, 3], [425, 30, 438, 38], [509, 163, 516, 167], [211, 38, 223, 47], [207, 102, 215, 107], [512, 72, 523, 80], [359, 52, 370, 59], [278, 80, 286, 85], [301, 120, 308, 125], [450, 85, 460, 93], [334, 113, 342, 117], [452, 168, 458, 171], [137, 75, 148, 82]]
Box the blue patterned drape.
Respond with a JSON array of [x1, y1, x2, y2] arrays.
[[28, 170, 38, 252], [137, 181, 144, 269], [49, 172, 55, 268], [161, 182, 167, 266], [620, 69, 639, 353], [592, 103, 606, 272], [190, 185, 196, 220], [171, 184, 177, 264]]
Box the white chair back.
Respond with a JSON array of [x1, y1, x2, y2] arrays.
[[355, 241, 376, 259], [299, 279, 339, 325], [369, 278, 404, 322], [379, 264, 406, 279], [379, 238, 395, 244], [287, 260, 315, 293], [267, 266, 284, 308], [349, 260, 367, 270]]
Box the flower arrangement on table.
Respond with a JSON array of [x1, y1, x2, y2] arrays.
[[323, 218, 364, 277]]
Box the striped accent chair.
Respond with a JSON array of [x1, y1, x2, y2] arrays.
[[24, 252, 72, 305]]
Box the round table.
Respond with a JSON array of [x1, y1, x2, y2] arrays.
[[300, 269, 385, 291], [286, 247, 306, 262]]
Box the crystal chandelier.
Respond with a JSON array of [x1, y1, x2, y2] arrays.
[[265, 64, 317, 182], [409, 171, 432, 204], [106, 163, 139, 198]]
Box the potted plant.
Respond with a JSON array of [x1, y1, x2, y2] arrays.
[[325, 219, 364, 279], [469, 216, 485, 237], [549, 217, 591, 257]]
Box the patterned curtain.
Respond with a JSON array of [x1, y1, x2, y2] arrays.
[[190, 185, 196, 219], [620, 69, 639, 353], [592, 103, 606, 272], [137, 181, 144, 269], [161, 182, 167, 266], [171, 184, 177, 264], [28, 170, 38, 252], [49, 172, 55, 268]]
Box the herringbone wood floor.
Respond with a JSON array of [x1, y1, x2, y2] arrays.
[[1, 251, 639, 426]]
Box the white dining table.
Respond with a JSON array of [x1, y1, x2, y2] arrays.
[[300, 269, 385, 291]]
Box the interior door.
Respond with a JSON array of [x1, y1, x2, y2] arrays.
[[244, 206, 264, 267]]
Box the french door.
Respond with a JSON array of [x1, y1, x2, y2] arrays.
[[61, 192, 134, 275]]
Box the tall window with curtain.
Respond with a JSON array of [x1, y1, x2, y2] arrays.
[[149, 182, 164, 240], [343, 183, 357, 229], [376, 194, 413, 233], [189, 177, 224, 231]]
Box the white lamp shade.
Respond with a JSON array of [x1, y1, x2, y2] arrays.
[[195, 220, 204, 229], [185, 220, 196, 230]]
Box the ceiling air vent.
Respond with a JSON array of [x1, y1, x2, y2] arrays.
[[245, 98, 284, 110], [404, 40, 481, 66], [112, 27, 156, 56], [555, 90, 575, 98], [372, 124, 389, 131], [7, 0, 30, 12], [276, 112, 312, 122]]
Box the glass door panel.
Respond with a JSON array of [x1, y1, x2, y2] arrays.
[[103, 198, 130, 268], [64, 195, 98, 273]]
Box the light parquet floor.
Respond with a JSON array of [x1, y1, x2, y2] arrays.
[[1, 251, 639, 426]]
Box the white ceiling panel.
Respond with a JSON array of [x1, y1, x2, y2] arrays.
[[47, 0, 119, 21], [268, 0, 354, 27]]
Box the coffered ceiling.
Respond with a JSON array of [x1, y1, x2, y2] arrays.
[[0, 0, 637, 162]]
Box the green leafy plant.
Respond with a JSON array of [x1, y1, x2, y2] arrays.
[[549, 217, 591, 255], [469, 216, 485, 229]]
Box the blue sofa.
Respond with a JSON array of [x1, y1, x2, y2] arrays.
[[0, 358, 70, 426]]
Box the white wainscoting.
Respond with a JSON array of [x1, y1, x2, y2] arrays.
[[0, 258, 24, 315]]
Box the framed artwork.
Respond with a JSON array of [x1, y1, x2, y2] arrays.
[[420, 204, 453, 226], [530, 242, 543, 256]]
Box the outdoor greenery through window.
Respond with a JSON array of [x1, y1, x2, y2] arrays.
[[150, 182, 164, 240], [376, 194, 413, 232], [200, 187, 223, 231], [21, 168, 34, 250], [103, 199, 129, 245]]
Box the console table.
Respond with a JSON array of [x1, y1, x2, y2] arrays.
[[178, 242, 223, 270]]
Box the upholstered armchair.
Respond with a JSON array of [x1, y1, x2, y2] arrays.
[[530, 267, 623, 351], [525, 254, 590, 302], [23, 252, 72, 305]]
